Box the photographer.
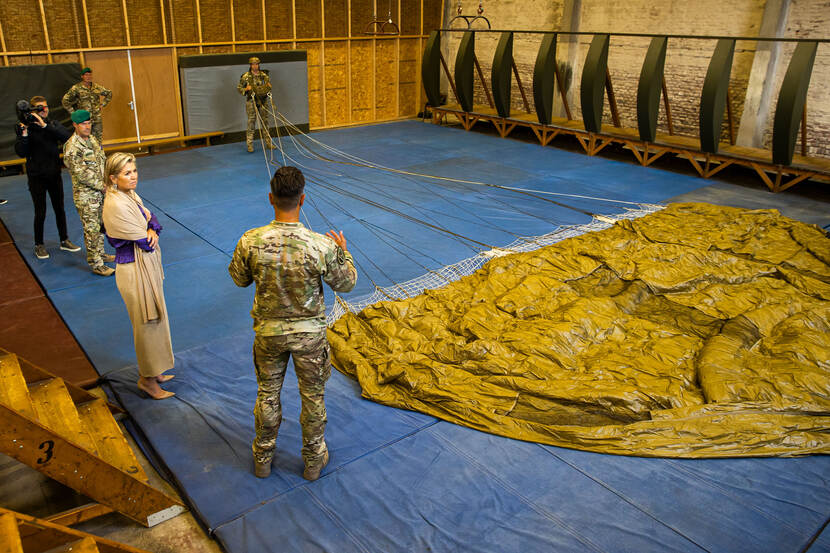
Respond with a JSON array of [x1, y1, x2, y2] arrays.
[[14, 96, 81, 260]]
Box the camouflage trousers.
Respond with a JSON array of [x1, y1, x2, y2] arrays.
[[72, 187, 106, 269], [252, 330, 331, 468], [245, 99, 275, 148], [91, 120, 103, 146]]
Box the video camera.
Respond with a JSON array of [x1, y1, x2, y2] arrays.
[[16, 99, 45, 125]]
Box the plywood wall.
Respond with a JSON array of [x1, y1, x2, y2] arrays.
[[0, 0, 441, 140]]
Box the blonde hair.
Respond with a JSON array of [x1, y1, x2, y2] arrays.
[[105, 152, 136, 188]]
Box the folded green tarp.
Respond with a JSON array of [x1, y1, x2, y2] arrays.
[[329, 203, 830, 457]]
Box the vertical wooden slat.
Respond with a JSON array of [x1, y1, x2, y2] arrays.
[[395, 0, 400, 117], [416, 0, 424, 113], [320, 0, 327, 126], [171, 48, 184, 137], [168, 0, 177, 44], [347, 0, 352, 123], [372, 0, 377, 120], [121, 0, 131, 47], [37, 0, 53, 63], [81, 0, 92, 48], [159, 0, 168, 44], [195, 0, 204, 53], [261, 0, 267, 49], [230, 0, 236, 52], [292, 0, 297, 49], [0, 19, 9, 66]]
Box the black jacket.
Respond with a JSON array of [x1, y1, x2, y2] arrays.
[[14, 119, 72, 178]]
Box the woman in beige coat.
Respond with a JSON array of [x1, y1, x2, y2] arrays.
[[103, 152, 175, 399]]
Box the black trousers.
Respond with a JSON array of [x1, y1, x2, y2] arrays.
[[28, 173, 68, 245]]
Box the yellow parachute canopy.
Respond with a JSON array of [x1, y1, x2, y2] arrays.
[[329, 203, 830, 458]]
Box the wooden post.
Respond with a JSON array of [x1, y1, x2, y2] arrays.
[[0, 18, 9, 66], [511, 60, 531, 113], [320, 0, 327, 126], [261, 0, 266, 50], [121, 0, 131, 47], [439, 52, 460, 105], [396, 0, 401, 117], [605, 67, 620, 128], [292, 0, 297, 49], [168, 0, 177, 45], [473, 54, 494, 108], [800, 100, 807, 157], [661, 76, 674, 135], [416, 0, 423, 114], [230, 0, 236, 52], [37, 0, 53, 63], [726, 88, 735, 145], [195, 0, 203, 53], [553, 61, 572, 120], [159, 0, 168, 44]]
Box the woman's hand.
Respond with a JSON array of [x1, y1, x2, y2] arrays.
[[147, 228, 159, 248]]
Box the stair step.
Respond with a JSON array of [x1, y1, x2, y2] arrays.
[[78, 400, 148, 482], [0, 512, 24, 553], [60, 537, 99, 553], [0, 354, 35, 420], [28, 379, 98, 456]]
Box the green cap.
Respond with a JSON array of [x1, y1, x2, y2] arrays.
[[71, 109, 91, 123], [81, 67, 92, 74]]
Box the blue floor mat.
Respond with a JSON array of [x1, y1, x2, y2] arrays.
[[2, 120, 828, 553]]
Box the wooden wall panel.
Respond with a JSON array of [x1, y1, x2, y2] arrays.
[[375, 39, 396, 119], [296, 2, 321, 39], [325, 0, 348, 38], [86, 0, 127, 47], [126, 0, 164, 45], [52, 53, 83, 64], [83, 50, 135, 143], [324, 40, 349, 125], [264, 0, 294, 40], [306, 42, 323, 127], [350, 40, 373, 122], [234, 0, 263, 42], [422, 0, 442, 33], [400, 0, 421, 35], [170, 0, 199, 44], [350, 0, 372, 36], [399, 38, 418, 116], [201, 0, 233, 42], [0, 3, 46, 51], [44, 0, 85, 50], [131, 48, 179, 138], [9, 55, 49, 66]]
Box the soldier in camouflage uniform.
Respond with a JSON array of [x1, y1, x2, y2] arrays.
[[237, 56, 276, 153], [62, 68, 112, 145], [229, 166, 357, 481], [63, 110, 114, 276]]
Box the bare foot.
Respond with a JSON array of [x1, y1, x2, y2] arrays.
[[137, 377, 175, 400], [156, 373, 175, 383]]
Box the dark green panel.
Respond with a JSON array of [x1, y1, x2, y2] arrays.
[[637, 36, 667, 142], [699, 39, 735, 154], [421, 31, 442, 108], [454, 31, 476, 112], [533, 33, 557, 125], [772, 41, 818, 165], [491, 32, 514, 118], [580, 34, 610, 133]]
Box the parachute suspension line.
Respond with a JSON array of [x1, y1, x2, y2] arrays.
[[267, 93, 286, 167], [303, 187, 406, 299]]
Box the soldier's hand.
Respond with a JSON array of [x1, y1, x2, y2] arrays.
[[245, 85, 252, 92], [326, 230, 347, 251]]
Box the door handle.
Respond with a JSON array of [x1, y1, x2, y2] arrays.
[[128, 100, 135, 111]]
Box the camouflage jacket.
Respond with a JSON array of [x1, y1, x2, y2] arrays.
[[63, 133, 106, 192], [61, 82, 112, 120], [237, 70, 272, 99], [229, 221, 357, 335]]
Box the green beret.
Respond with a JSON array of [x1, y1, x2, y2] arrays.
[[248, 56, 260, 64], [81, 67, 92, 74], [71, 109, 91, 123]]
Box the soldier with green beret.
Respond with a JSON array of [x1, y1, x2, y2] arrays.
[[237, 56, 276, 152], [229, 166, 357, 480], [62, 67, 112, 145], [63, 109, 114, 276]]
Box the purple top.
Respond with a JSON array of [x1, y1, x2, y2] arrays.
[[106, 213, 162, 264]]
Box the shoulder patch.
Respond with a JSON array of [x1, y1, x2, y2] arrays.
[[336, 246, 345, 265]]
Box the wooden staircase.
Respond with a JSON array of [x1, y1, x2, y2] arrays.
[[0, 352, 185, 527], [0, 506, 151, 553]]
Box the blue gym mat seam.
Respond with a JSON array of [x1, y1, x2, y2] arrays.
[[302, 486, 375, 553], [542, 447, 712, 553], [428, 428, 612, 553]]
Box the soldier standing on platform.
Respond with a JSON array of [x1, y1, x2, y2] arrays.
[[63, 110, 114, 276], [62, 67, 112, 145], [237, 56, 275, 153]]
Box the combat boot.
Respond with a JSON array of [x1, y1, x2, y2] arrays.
[[302, 450, 329, 481], [247, 143, 254, 153], [254, 458, 271, 478]]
